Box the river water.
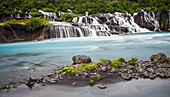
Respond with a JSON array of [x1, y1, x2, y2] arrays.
[[0, 32, 170, 96], [0, 32, 170, 84]]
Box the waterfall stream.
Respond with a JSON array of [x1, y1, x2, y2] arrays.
[[48, 10, 161, 38]]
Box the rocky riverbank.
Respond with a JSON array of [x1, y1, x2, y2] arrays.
[[0, 53, 170, 92]]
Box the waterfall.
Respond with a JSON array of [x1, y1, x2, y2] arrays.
[[142, 10, 160, 31], [38, 10, 57, 20], [49, 15, 110, 38], [110, 12, 150, 33]]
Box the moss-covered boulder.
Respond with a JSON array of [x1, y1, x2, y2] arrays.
[[150, 53, 167, 63]]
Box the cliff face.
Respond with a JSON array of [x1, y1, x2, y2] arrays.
[[134, 11, 170, 31], [0, 26, 50, 43]]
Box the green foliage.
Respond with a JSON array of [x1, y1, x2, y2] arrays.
[[131, 58, 138, 62], [111, 60, 121, 68], [42, 8, 54, 12], [31, 12, 43, 17], [168, 28, 170, 31], [128, 62, 136, 66], [25, 17, 42, 31], [62, 66, 77, 75], [96, 74, 102, 80], [0, 23, 13, 30], [61, 13, 82, 22], [89, 80, 95, 85], [100, 59, 110, 63], [117, 58, 126, 63], [0, 0, 169, 20], [3, 17, 49, 31], [78, 63, 98, 71]]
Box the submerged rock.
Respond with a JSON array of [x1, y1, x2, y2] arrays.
[[72, 55, 92, 64]]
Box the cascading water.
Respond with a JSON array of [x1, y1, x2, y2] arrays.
[[49, 15, 111, 38], [110, 12, 150, 33], [38, 10, 57, 21], [142, 10, 160, 31], [47, 10, 162, 38]]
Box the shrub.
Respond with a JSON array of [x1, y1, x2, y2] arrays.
[[100, 59, 110, 63], [78, 63, 98, 71], [31, 12, 43, 17], [111, 60, 121, 68], [61, 13, 82, 22], [42, 8, 54, 12], [62, 66, 77, 75], [131, 58, 138, 62], [128, 62, 136, 66], [25, 17, 42, 31], [25, 17, 49, 31], [117, 58, 126, 63]]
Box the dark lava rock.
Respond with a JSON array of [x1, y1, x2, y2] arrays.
[[72, 55, 92, 64], [98, 84, 107, 89], [150, 53, 167, 63]]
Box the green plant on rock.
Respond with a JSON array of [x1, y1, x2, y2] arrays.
[[89, 80, 95, 86], [111, 60, 121, 68], [131, 58, 138, 62], [91, 76, 94, 79], [167, 28, 170, 32], [150, 54, 157, 61], [117, 58, 126, 63], [96, 74, 102, 80], [78, 63, 98, 71], [0, 23, 13, 30], [128, 62, 136, 66], [100, 59, 110, 63], [62, 66, 77, 75]]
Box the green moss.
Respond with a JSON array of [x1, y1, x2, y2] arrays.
[[0, 23, 13, 30], [111, 60, 121, 68], [117, 58, 126, 63], [167, 28, 170, 32], [128, 62, 136, 66], [150, 54, 157, 61], [78, 63, 98, 71], [91, 76, 94, 79], [96, 74, 102, 80], [1, 18, 49, 31], [100, 59, 110, 63], [62, 66, 77, 75], [131, 58, 138, 62], [89, 80, 95, 85]]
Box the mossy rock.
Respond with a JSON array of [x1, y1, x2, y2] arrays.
[[117, 58, 126, 63], [150, 53, 167, 63], [89, 80, 95, 86], [128, 62, 136, 66], [111, 60, 121, 68]]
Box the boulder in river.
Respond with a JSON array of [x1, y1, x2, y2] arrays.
[[72, 55, 92, 64], [150, 53, 167, 63]]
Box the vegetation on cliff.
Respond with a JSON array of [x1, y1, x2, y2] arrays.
[[0, 0, 169, 21], [0, 17, 49, 31]]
